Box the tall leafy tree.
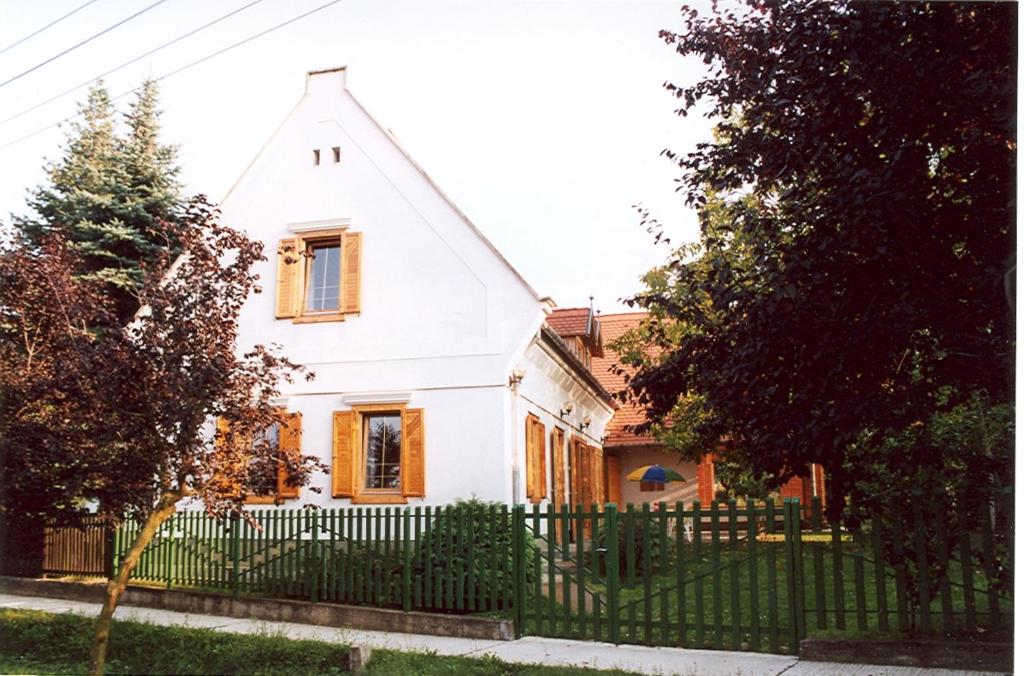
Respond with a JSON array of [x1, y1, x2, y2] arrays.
[[622, 0, 1014, 518], [15, 79, 183, 322], [0, 198, 323, 675]]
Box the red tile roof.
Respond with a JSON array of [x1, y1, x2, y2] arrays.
[[546, 307, 591, 336], [590, 311, 657, 447]]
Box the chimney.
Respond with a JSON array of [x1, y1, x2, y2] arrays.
[[306, 66, 348, 95]]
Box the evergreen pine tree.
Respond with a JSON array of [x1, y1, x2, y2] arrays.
[[121, 78, 183, 257], [15, 79, 183, 323]]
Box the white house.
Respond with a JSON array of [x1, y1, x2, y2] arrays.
[[220, 67, 615, 510]]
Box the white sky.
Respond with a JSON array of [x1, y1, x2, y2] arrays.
[[0, 0, 714, 311]]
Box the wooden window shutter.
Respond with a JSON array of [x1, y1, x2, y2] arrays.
[[525, 415, 537, 501], [535, 420, 547, 500], [591, 445, 605, 508], [551, 428, 565, 509], [276, 412, 301, 499], [275, 238, 302, 318], [342, 231, 362, 314], [401, 408, 426, 497], [524, 415, 546, 503], [332, 411, 356, 497]]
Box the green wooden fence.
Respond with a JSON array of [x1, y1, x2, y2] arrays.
[[55, 491, 1011, 655], [515, 493, 1013, 653], [116, 504, 519, 614]]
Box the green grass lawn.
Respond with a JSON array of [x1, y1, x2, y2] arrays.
[[0, 609, 643, 676]]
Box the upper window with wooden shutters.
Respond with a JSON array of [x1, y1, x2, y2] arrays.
[[275, 229, 362, 323]]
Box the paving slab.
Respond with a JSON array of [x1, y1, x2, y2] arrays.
[[0, 593, 1005, 676]]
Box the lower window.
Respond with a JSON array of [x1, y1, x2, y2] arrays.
[[363, 412, 402, 490], [216, 411, 301, 504], [332, 406, 426, 503]]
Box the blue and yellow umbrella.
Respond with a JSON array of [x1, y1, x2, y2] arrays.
[[625, 464, 686, 483]]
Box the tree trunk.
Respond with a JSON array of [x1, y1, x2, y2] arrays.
[[87, 491, 182, 676]]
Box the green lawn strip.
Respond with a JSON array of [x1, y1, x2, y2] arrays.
[[0, 609, 642, 676]]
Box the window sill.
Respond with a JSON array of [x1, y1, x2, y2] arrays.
[[351, 494, 408, 505], [293, 312, 346, 324]]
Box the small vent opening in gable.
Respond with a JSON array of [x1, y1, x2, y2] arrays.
[[313, 149, 321, 165], [332, 146, 341, 163]]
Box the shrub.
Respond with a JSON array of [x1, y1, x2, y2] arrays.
[[410, 498, 539, 611]]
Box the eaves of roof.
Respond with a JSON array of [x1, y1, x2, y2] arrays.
[[539, 325, 616, 407]]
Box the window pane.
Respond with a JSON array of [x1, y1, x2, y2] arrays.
[[305, 242, 341, 312], [364, 413, 402, 490]]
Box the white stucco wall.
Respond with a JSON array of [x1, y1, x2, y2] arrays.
[[512, 337, 615, 506], [223, 68, 542, 392], [267, 387, 508, 508], [216, 68, 588, 507]]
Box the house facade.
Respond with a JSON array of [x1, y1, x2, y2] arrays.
[[220, 67, 614, 509]]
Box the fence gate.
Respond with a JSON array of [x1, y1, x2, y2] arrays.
[[43, 516, 112, 577]]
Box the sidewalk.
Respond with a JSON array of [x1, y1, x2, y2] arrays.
[[0, 593, 1005, 676]]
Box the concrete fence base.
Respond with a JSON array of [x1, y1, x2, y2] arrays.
[[800, 636, 1012, 673], [0, 576, 513, 641]]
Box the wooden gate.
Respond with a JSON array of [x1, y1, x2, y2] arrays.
[[43, 517, 112, 576]]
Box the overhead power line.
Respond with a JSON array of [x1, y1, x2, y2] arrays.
[[0, 0, 171, 90], [0, 0, 346, 152], [0, 0, 268, 127], [0, 0, 104, 56]]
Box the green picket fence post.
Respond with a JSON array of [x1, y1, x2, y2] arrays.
[[792, 500, 807, 645], [310, 509, 320, 604], [955, 499, 977, 631], [710, 500, 723, 649], [625, 504, 636, 588], [891, 510, 910, 632], [765, 498, 779, 654], [693, 500, 705, 648], [746, 500, 761, 651], [606, 504, 620, 644], [674, 501, 687, 647], [978, 492, 1000, 628], [911, 491, 931, 633], [545, 503, 556, 634], [231, 512, 241, 598], [574, 504, 586, 637], [402, 508, 412, 612], [728, 499, 741, 650], [869, 514, 890, 633], [831, 519, 846, 630], [810, 496, 826, 630], [783, 498, 801, 653], [641, 502, 653, 645], [512, 505, 527, 639], [1001, 485, 1013, 605]]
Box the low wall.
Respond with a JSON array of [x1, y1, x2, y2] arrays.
[[0, 576, 513, 641], [800, 636, 1012, 673]]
